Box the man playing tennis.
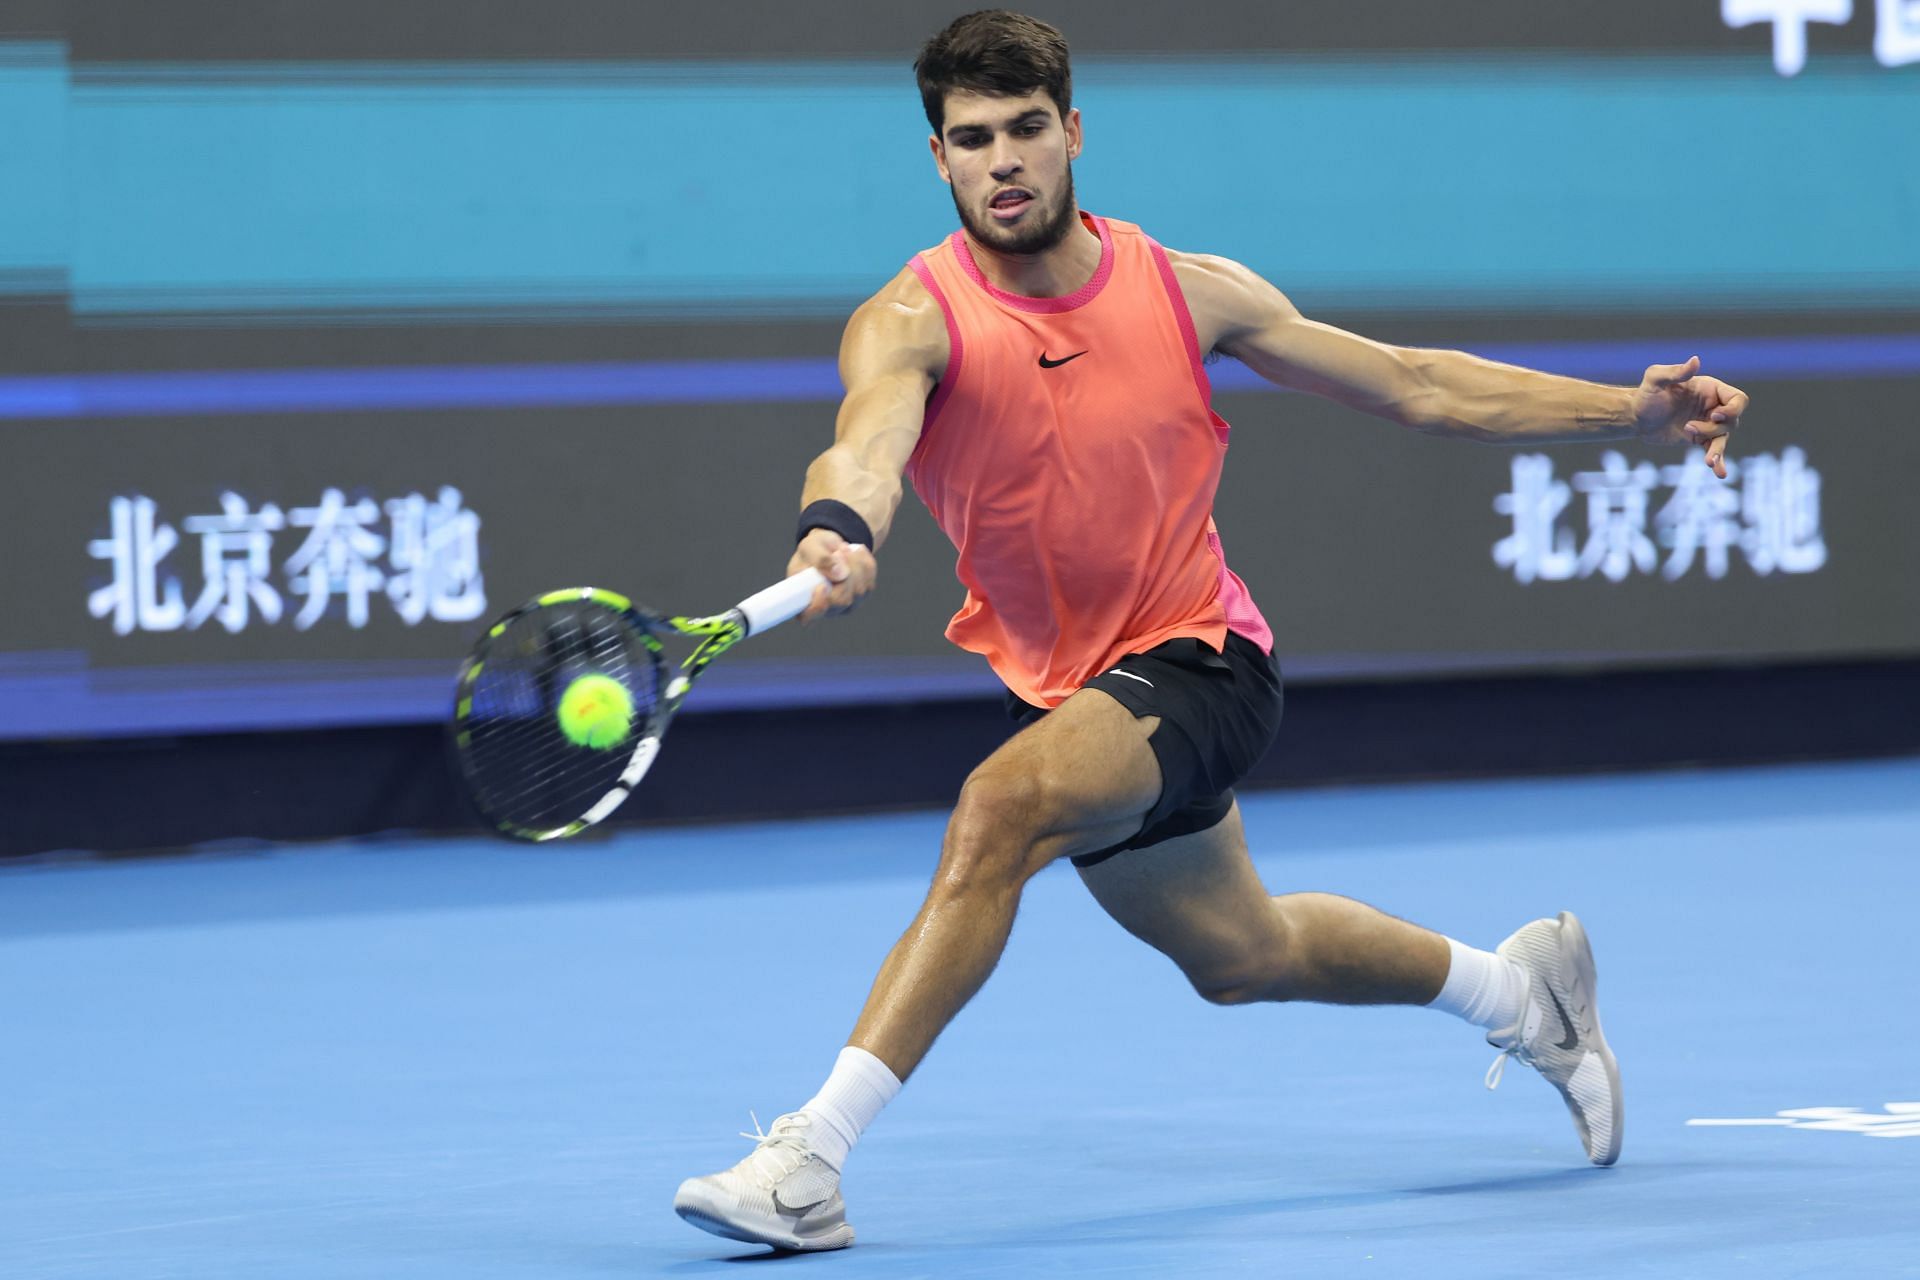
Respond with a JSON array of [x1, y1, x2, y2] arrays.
[[675, 10, 1747, 1251]]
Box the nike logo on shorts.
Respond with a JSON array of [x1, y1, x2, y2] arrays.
[[1105, 669, 1154, 688]]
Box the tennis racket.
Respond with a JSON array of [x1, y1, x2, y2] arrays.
[[452, 563, 837, 842]]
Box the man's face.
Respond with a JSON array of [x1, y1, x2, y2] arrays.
[[930, 89, 1083, 256]]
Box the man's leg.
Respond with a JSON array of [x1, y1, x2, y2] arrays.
[[1075, 800, 1455, 1007], [1076, 802, 1622, 1165], [845, 687, 1162, 1079], [675, 687, 1167, 1249]]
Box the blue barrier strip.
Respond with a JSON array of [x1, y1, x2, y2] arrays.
[[0, 651, 1007, 741], [0, 357, 843, 419], [0, 646, 1765, 741], [1, 334, 1915, 420]]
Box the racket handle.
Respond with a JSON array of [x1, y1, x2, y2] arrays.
[[736, 545, 865, 636]]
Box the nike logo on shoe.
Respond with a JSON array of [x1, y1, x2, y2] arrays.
[[1547, 987, 1581, 1051], [1038, 350, 1088, 368]]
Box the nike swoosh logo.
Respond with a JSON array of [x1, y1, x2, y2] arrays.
[[1038, 350, 1088, 368], [774, 1189, 828, 1214], [1547, 987, 1581, 1051], [1105, 669, 1154, 688]]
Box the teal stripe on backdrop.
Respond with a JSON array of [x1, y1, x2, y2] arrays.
[[0, 42, 70, 290], [1084, 58, 1919, 310], [34, 55, 1920, 315]]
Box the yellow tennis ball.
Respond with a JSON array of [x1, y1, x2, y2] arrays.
[[556, 674, 634, 749]]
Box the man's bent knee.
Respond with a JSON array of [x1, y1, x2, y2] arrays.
[[936, 766, 1052, 896], [1187, 966, 1277, 1006], [1182, 908, 1297, 1006]]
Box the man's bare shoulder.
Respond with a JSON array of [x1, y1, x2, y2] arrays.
[[854, 267, 947, 342], [842, 266, 949, 380], [1161, 248, 1279, 308], [1160, 246, 1245, 283], [1159, 248, 1299, 348]]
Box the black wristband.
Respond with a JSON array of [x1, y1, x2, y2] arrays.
[[796, 499, 873, 550]]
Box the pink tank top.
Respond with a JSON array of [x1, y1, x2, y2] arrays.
[[904, 213, 1273, 708]]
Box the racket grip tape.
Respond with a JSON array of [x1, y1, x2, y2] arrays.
[[736, 546, 865, 635]]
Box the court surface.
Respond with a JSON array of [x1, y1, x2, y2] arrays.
[[4, 756, 1916, 1279]]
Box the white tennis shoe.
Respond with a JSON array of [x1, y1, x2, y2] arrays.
[[674, 1112, 855, 1251], [1484, 910, 1624, 1166]]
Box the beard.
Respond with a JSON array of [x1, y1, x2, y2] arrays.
[[953, 167, 1080, 256]]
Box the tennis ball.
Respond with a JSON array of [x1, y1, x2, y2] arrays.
[[557, 674, 634, 749]]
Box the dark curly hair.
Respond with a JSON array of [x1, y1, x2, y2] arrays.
[[914, 10, 1072, 133]]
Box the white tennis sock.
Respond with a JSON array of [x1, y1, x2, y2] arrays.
[[1429, 937, 1530, 1031], [798, 1045, 902, 1172]]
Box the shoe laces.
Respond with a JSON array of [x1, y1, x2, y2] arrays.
[[734, 1110, 814, 1190], [1483, 995, 1544, 1091], [1485, 1040, 1526, 1090]]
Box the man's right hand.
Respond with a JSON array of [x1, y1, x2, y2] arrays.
[[788, 529, 877, 623]]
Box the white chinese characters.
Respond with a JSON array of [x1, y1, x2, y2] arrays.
[[1722, 0, 1920, 74], [1877, 0, 1920, 64], [284, 491, 385, 630], [386, 489, 487, 625], [1492, 448, 1826, 583], [1722, 0, 1853, 76], [182, 493, 286, 632], [1572, 452, 1662, 582], [87, 497, 186, 635], [1738, 448, 1829, 574], [88, 487, 487, 635], [1492, 455, 1578, 584]]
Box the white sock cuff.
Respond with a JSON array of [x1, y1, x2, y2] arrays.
[[835, 1045, 904, 1100], [798, 1046, 902, 1171], [1430, 937, 1528, 1032]]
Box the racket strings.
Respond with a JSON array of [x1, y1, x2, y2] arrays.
[[458, 600, 663, 836]]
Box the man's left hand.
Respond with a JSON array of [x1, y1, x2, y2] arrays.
[[1632, 355, 1748, 480]]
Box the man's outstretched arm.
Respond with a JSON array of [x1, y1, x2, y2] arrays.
[[1172, 252, 1749, 479], [788, 268, 946, 620]]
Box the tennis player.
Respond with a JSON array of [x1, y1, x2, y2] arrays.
[[675, 10, 1746, 1251]]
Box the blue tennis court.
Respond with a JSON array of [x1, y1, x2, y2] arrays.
[[4, 756, 1916, 1278]]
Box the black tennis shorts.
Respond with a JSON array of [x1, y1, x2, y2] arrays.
[[1004, 630, 1284, 868]]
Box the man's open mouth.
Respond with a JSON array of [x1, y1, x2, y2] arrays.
[[988, 188, 1034, 220]]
